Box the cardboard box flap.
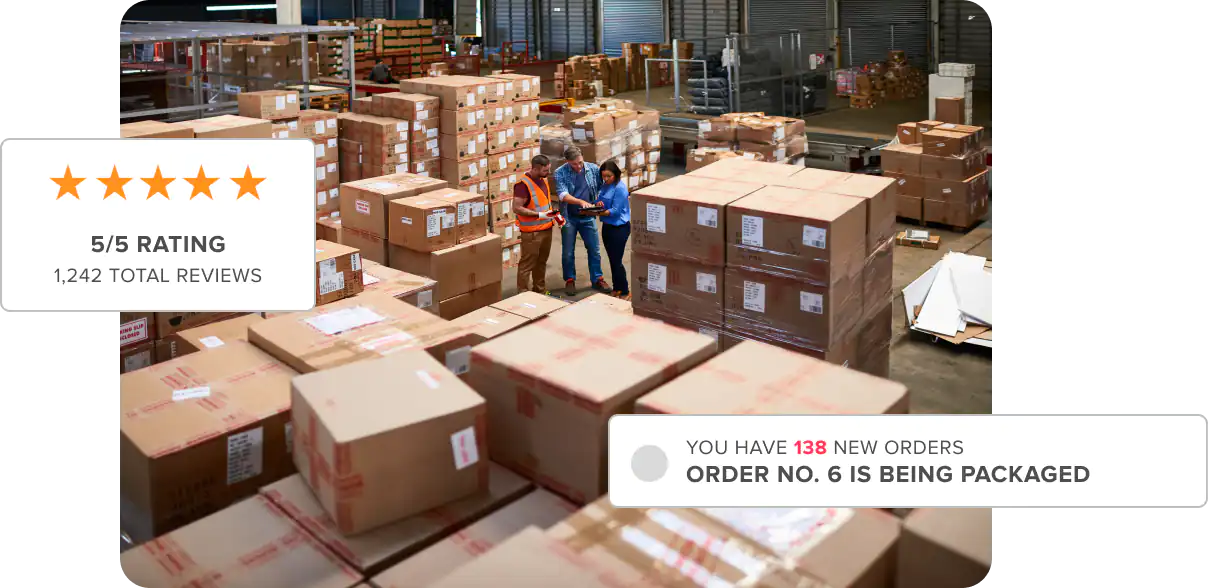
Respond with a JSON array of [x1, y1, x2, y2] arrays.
[[175, 314, 264, 351], [120, 341, 297, 457], [260, 464, 532, 574], [317, 240, 359, 262], [632, 174, 764, 207], [489, 291, 569, 320], [903, 508, 992, 566], [344, 174, 447, 198]]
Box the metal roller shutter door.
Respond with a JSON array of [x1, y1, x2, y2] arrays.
[[488, 0, 535, 49], [746, 0, 829, 57], [669, 0, 740, 57], [541, 0, 598, 60], [940, 0, 991, 90], [839, 0, 929, 69], [602, 0, 664, 57]]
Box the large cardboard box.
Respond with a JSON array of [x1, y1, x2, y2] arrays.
[[403, 75, 497, 110], [686, 157, 801, 184], [299, 110, 341, 139], [726, 186, 867, 284], [486, 73, 541, 100], [119, 120, 195, 139], [896, 122, 919, 144], [631, 251, 724, 326], [440, 108, 488, 134], [921, 129, 972, 158], [439, 131, 489, 161], [429, 188, 489, 244], [934, 96, 966, 125], [735, 117, 788, 144], [884, 172, 924, 199], [449, 307, 532, 342], [466, 306, 716, 503], [341, 227, 388, 266], [630, 175, 763, 266], [723, 266, 861, 356], [775, 169, 897, 256], [179, 114, 272, 138], [424, 527, 624, 587], [340, 173, 448, 239], [919, 150, 985, 181], [361, 259, 438, 313], [387, 194, 459, 252], [697, 117, 737, 142], [856, 298, 893, 378], [315, 240, 365, 305], [261, 464, 532, 576], [290, 351, 488, 535], [372, 92, 440, 120], [441, 156, 489, 184], [390, 234, 502, 300], [489, 291, 569, 320], [571, 114, 615, 142], [370, 489, 577, 587], [568, 292, 633, 315], [120, 495, 363, 588], [238, 90, 300, 120], [897, 509, 991, 588], [439, 282, 503, 320], [685, 147, 745, 172], [547, 501, 901, 588], [636, 339, 907, 415], [119, 342, 297, 543], [880, 144, 923, 175], [924, 170, 989, 203], [165, 313, 265, 358], [898, 195, 923, 220]]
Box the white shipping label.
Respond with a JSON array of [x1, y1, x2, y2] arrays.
[[315, 166, 325, 180], [523, 79, 532, 92], [428, 128, 438, 138], [503, 248, 511, 262], [396, 121, 408, 132], [304, 306, 386, 335], [458, 203, 471, 225], [697, 207, 718, 228], [696, 272, 718, 294], [800, 291, 824, 314], [442, 211, 455, 229], [630, 121, 638, 131], [469, 162, 479, 176], [802, 225, 827, 249], [395, 144, 407, 154], [416, 162, 426, 173], [400, 216, 413, 225], [499, 178, 508, 191], [942, 188, 952, 194], [507, 128, 516, 139], [646, 203, 667, 233], [395, 164, 407, 174], [355, 199, 371, 215], [497, 83, 504, 96], [427, 139, 438, 149], [774, 149, 786, 161], [573, 128, 587, 141], [327, 163, 337, 173], [350, 253, 360, 272], [317, 191, 327, 206], [330, 188, 339, 200], [700, 121, 712, 133], [314, 144, 325, 158], [426, 213, 441, 237], [288, 121, 298, 131], [503, 200, 512, 214], [774, 127, 785, 141], [199, 336, 225, 349], [173, 386, 211, 402], [417, 290, 433, 308], [466, 111, 476, 125], [418, 110, 429, 120], [275, 96, 286, 110], [496, 108, 503, 121], [363, 272, 381, 286], [506, 226, 515, 239], [478, 85, 487, 95], [648, 263, 668, 293], [313, 121, 324, 135], [467, 141, 476, 154], [466, 93, 476, 106], [286, 93, 297, 104], [508, 153, 516, 164], [318, 258, 337, 279], [226, 427, 264, 485], [472, 202, 486, 217], [327, 119, 337, 130], [318, 272, 345, 296], [741, 215, 764, 247], [522, 104, 530, 116], [526, 126, 535, 139], [743, 281, 767, 313], [451, 426, 480, 470], [446, 346, 472, 375]]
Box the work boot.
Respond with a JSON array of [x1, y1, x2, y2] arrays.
[[593, 278, 611, 292], [565, 279, 576, 296]]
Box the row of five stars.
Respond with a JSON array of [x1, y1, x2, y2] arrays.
[[52, 166, 265, 200]]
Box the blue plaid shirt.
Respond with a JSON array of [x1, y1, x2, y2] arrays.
[[553, 161, 601, 217]]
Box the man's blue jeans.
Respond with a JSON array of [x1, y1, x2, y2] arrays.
[[561, 215, 603, 284]]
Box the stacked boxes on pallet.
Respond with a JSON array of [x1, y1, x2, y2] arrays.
[[883, 119, 989, 228], [399, 75, 498, 196], [339, 172, 447, 265], [483, 73, 541, 270], [697, 112, 808, 163], [244, 90, 343, 217], [539, 98, 662, 192]]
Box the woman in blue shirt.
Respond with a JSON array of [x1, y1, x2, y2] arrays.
[[596, 161, 631, 299]]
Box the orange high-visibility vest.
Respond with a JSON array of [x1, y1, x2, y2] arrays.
[[516, 174, 553, 232]]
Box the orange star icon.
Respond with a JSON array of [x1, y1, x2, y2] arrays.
[[231, 166, 265, 200], [51, 166, 85, 200], [97, 166, 132, 199], [142, 166, 175, 200], [185, 166, 219, 200]]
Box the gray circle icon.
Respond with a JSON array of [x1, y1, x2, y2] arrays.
[[631, 445, 669, 482]]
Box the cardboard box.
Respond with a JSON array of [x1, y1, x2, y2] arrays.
[[685, 148, 743, 172], [778, 169, 897, 256], [166, 314, 265, 358], [314, 137, 340, 165], [482, 103, 511, 129], [458, 178, 491, 198], [449, 307, 532, 341], [179, 114, 272, 138], [932, 122, 985, 150], [432, 187, 489, 244], [315, 240, 365, 305], [440, 108, 488, 134], [631, 251, 724, 326], [119, 120, 195, 139], [119, 340, 156, 373], [923, 197, 985, 228], [154, 311, 244, 338], [723, 266, 861, 355], [340, 173, 448, 239], [466, 306, 716, 503], [630, 175, 763, 266], [935, 96, 966, 124], [547, 502, 901, 588], [898, 509, 991, 588], [290, 350, 488, 535], [697, 117, 736, 142], [389, 234, 502, 300], [440, 131, 489, 161], [120, 495, 362, 588], [370, 489, 577, 587], [736, 117, 788, 144], [120, 312, 156, 347], [924, 171, 989, 204], [388, 194, 459, 252], [404, 75, 495, 110], [351, 96, 375, 114], [410, 119, 441, 144], [412, 134, 442, 161], [299, 110, 340, 139], [896, 122, 919, 144], [569, 292, 633, 315], [737, 140, 791, 162], [410, 156, 441, 177], [341, 114, 409, 147], [515, 121, 541, 147], [487, 73, 541, 100], [884, 172, 924, 199], [686, 157, 801, 184], [571, 114, 615, 142], [260, 464, 532, 577], [119, 342, 297, 543], [424, 527, 625, 587], [856, 297, 893, 378], [880, 144, 923, 176], [489, 291, 569, 320], [372, 92, 440, 120], [441, 156, 489, 184], [361, 259, 438, 313], [919, 150, 986, 181], [238, 90, 300, 120], [341, 227, 388, 266], [439, 282, 503, 320], [921, 129, 972, 158], [898, 195, 923, 220], [317, 162, 341, 193]]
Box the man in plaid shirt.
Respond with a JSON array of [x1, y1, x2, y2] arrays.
[[552, 147, 609, 295]]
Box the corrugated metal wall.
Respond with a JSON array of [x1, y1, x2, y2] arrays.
[[488, 0, 535, 49], [541, 0, 598, 59], [602, 0, 664, 56], [746, 0, 828, 58], [838, 0, 929, 68], [669, 0, 740, 57], [940, 0, 991, 90]]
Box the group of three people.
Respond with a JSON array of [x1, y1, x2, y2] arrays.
[[512, 147, 632, 299]]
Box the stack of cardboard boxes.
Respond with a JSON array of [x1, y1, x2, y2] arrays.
[[482, 73, 541, 270], [119, 311, 254, 374], [241, 90, 341, 215], [842, 50, 925, 109], [370, 91, 443, 178], [697, 112, 808, 163], [243, 39, 318, 91], [554, 54, 628, 99], [685, 147, 765, 172], [336, 172, 447, 265], [542, 98, 662, 191], [399, 75, 506, 196], [883, 119, 989, 229]]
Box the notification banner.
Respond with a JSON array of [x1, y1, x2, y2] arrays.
[[609, 415, 1207, 508], [0, 139, 315, 311]]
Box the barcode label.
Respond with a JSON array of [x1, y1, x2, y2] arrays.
[[800, 291, 824, 314], [696, 272, 718, 294], [743, 281, 766, 313], [802, 225, 827, 249], [697, 207, 718, 228]]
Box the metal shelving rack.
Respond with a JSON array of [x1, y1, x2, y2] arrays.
[[119, 21, 358, 121]]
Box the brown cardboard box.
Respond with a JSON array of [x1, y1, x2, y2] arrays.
[[119, 120, 195, 138], [424, 527, 625, 587], [483, 103, 511, 129], [924, 170, 989, 203], [315, 240, 365, 305], [466, 306, 716, 503], [486, 126, 513, 152], [260, 464, 531, 577], [342, 227, 388, 266], [919, 151, 985, 181], [440, 108, 488, 134], [898, 195, 923, 220], [370, 489, 577, 587], [896, 122, 919, 144], [723, 266, 861, 355], [390, 234, 502, 300], [411, 157, 441, 177], [880, 144, 923, 175], [299, 110, 340, 139], [119, 340, 156, 373], [777, 169, 897, 255], [318, 187, 342, 215], [514, 100, 541, 125], [342, 114, 409, 147], [120, 312, 156, 348], [387, 194, 459, 252], [631, 175, 763, 266], [166, 314, 265, 357], [547, 501, 902, 588], [698, 117, 736, 142], [737, 140, 790, 162], [154, 311, 244, 338], [351, 96, 375, 114], [921, 129, 972, 158], [410, 119, 441, 145], [458, 178, 491, 198], [412, 135, 443, 162], [432, 188, 489, 244], [486, 73, 541, 101], [439, 282, 503, 320], [490, 291, 570, 320], [317, 162, 341, 193], [686, 157, 801, 184], [314, 137, 340, 165], [179, 114, 272, 138], [736, 117, 788, 144], [726, 186, 867, 283], [923, 197, 984, 228], [120, 495, 362, 588], [441, 157, 489, 184], [932, 123, 984, 149], [487, 148, 518, 175], [631, 251, 724, 326], [372, 92, 440, 120], [637, 338, 907, 414], [934, 96, 966, 124], [568, 292, 634, 315], [341, 173, 448, 239], [404, 75, 495, 110], [440, 131, 489, 162], [515, 121, 541, 147], [119, 342, 296, 543], [916, 119, 945, 133], [290, 350, 488, 535], [450, 307, 533, 341], [571, 114, 615, 142], [884, 172, 924, 199], [361, 259, 438, 313], [856, 298, 893, 378], [898, 509, 991, 588], [685, 147, 744, 172], [238, 90, 300, 120]]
